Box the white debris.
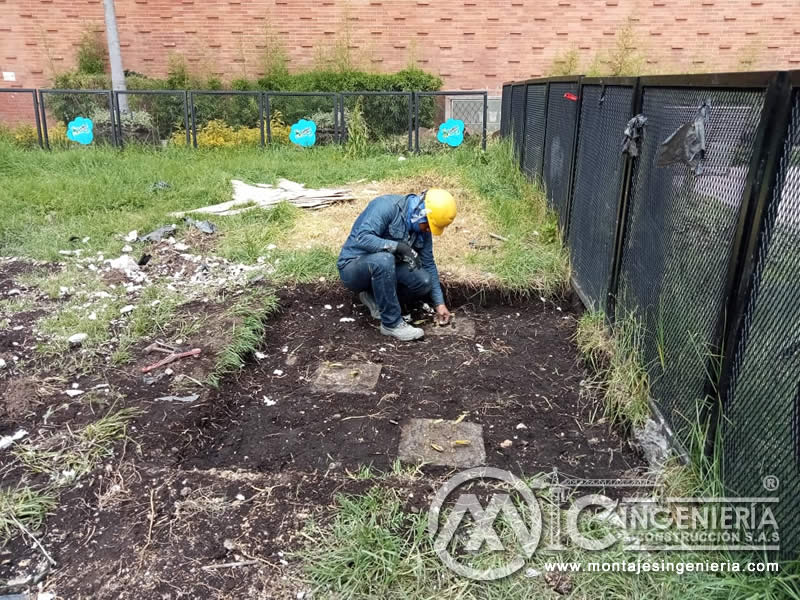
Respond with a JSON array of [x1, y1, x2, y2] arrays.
[[39, 591, 56, 600], [71, 383, 79, 389], [124, 230, 138, 242], [267, 243, 277, 251], [174, 242, 190, 251], [106, 254, 140, 272], [339, 317, 355, 323], [235, 493, 245, 501], [68, 333, 88, 347], [120, 305, 135, 314], [0, 429, 28, 450], [64, 389, 84, 397], [7, 288, 21, 296], [273, 369, 284, 376], [324, 304, 332, 310], [255, 352, 267, 360], [122, 244, 133, 253], [336, 304, 344, 309], [475, 343, 487, 353], [281, 346, 288, 353], [12, 325, 22, 331], [398, 156, 406, 161], [165, 368, 174, 375], [0, 359, 6, 369], [516, 423, 528, 430], [524, 567, 541, 578], [82, 236, 90, 244], [88, 311, 97, 321], [263, 396, 277, 407], [500, 439, 513, 449]]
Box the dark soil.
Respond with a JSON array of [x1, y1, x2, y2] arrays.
[[181, 284, 642, 480], [1, 273, 646, 599]]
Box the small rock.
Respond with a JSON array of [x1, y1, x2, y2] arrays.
[[107, 255, 140, 272], [398, 156, 406, 161], [180, 487, 191, 496], [7, 288, 21, 296], [71, 383, 79, 389], [68, 333, 88, 347], [65, 389, 84, 397], [273, 369, 284, 376], [500, 439, 513, 449], [516, 423, 528, 430], [324, 304, 332, 310], [255, 352, 267, 360], [174, 242, 190, 251], [223, 538, 236, 551], [12, 325, 23, 331], [120, 305, 135, 314], [235, 493, 245, 501], [339, 317, 355, 323], [87, 311, 97, 321], [0, 359, 6, 369], [165, 368, 173, 375], [122, 244, 133, 253], [263, 396, 277, 407], [124, 230, 138, 242]]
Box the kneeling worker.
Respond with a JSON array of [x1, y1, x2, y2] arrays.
[[337, 189, 457, 341]]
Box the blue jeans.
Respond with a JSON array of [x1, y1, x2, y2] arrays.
[[339, 252, 433, 327]]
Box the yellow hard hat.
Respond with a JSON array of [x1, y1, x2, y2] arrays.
[[424, 189, 457, 236]]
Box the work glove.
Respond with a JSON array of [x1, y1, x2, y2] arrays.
[[394, 242, 420, 270]]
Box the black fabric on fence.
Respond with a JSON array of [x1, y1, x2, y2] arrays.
[[617, 86, 766, 442], [511, 85, 526, 160], [522, 84, 547, 180], [723, 90, 800, 558], [543, 82, 580, 231], [568, 85, 634, 310], [501, 85, 511, 137]]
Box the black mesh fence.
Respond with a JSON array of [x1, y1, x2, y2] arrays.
[[522, 83, 547, 180], [543, 81, 580, 230], [617, 86, 766, 441], [114, 90, 188, 147], [568, 84, 634, 310], [500, 85, 511, 137], [511, 84, 526, 161], [0, 89, 41, 148], [723, 90, 800, 557], [39, 89, 117, 149]]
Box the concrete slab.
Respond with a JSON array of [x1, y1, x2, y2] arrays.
[[311, 361, 382, 394], [398, 418, 486, 468], [425, 317, 476, 338]]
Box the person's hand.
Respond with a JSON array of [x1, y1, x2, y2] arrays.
[[394, 242, 417, 261], [435, 304, 452, 325], [394, 242, 419, 270]]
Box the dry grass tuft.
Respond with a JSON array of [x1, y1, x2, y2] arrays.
[[280, 174, 499, 285]]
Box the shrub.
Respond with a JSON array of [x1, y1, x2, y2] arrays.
[[170, 112, 290, 148], [76, 32, 107, 75]]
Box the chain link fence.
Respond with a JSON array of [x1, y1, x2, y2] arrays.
[[503, 71, 798, 556]]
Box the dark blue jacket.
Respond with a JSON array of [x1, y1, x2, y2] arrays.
[[337, 194, 445, 306]]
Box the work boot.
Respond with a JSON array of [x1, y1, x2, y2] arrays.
[[380, 321, 424, 341], [358, 291, 381, 320]]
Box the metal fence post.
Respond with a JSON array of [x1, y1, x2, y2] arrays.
[[38, 90, 50, 151], [703, 71, 793, 453], [265, 93, 272, 144], [482, 91, 488, 151], [32, 91, 43, 149], [519, 84, 528, 170], [562, 77, 585, 242], [605, 77, 643, 321], [113, 91, 124, 148], [258, 92, 265, 148], [414, 92, 420, 153], [189, 92, 197, 149], [182, 91, 190, 147], [108, 90, 118, 148], [408, 92, 414, 152], [538, 82, 551, 180]]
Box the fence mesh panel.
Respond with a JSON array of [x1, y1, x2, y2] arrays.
[[511, 85, 525, 160], [522, 84, 547, 180], [501, 85, 511, 137], [723, 90, 800, 557], [618, 86, 765, 441], [543, 82, 580, 230], [568, 85, 633, 310]]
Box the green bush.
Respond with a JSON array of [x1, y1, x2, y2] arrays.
[[44, 65, 442, 141]]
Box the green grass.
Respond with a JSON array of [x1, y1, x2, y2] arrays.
[[0, 487, 57, 544], [300, 485, 800, 600], [14, 407, 138, 483], [576, 310, 651, 428], [0, 139, 568, 295], [207, 289, 279, 387]]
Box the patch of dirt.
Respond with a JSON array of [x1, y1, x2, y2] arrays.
[[0, 280, 646, 599], [179, 284, 643, 480]]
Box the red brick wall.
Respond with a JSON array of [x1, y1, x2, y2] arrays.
[[2, 0, 799, 124]]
